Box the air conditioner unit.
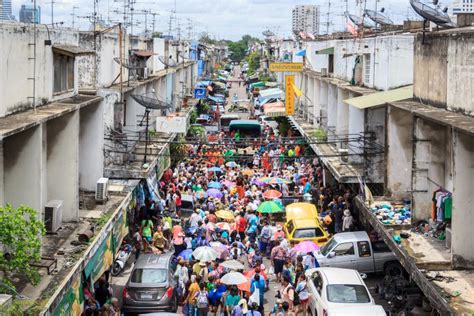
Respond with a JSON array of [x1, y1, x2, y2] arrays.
[[338, 148, 349, 163], [44, 200, 63, 233], [321, 68, 328, 76], [96, 177, 109, 203]]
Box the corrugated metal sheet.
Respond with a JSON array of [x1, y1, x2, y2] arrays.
[[344, 85, 413, 109]]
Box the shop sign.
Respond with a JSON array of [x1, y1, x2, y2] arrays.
[[194, 88, 207, 99], [269, 62, 303, 72], [285, 75, 295, 116]]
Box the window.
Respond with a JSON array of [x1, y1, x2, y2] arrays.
[[311, 271, 323, 295], [326, 284, 370, 303], [357, 241, 371, 257], [286, 220, 295, 235], [364, 54, 371, 85], [293, 228, 325, 238], [53, 53, 74, 94], [333, 242, 355, 256], [131, 268, 167, 283]]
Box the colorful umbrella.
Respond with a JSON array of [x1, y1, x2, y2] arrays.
[[222, 180, 236, 188], [177, 249, 193, 260], [226, 161, 239, 168], [207, 189, 223, 199], [208, 181, 222, 189], [257, 201, 284, 214], [195, 191, 207, 199], [216, 209, 235, 220], [293, 241, 320, 253], [221, 272, 248, 285], [243, 269, 269, 281], [251, 179, 266, 187], [209, 241, 229, 257], [193, 246, 219, 262], [220, 259, 245, 270], [242, 169, 254, 176], [266, 177, 291, 185], [209, 166, 223, 173], [263, 189, 282, 199], [216, 222, 233, 232]]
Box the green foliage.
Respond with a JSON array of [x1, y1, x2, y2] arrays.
[[95, 212, 112, 228], [190, 110, 198, 124], [259, 73, 276, 82], [197, 103, 211, 115], [0, 205, 45, 289], [275, 117, 290, 137], [170, 136, 189, 165], [228, 41, 247, 62], [188, 125, 206, 141], [246, 52, 260, 75], [1, 298, 40, 316], [148, 128, 157, 138], [311, 128, 328, 142]]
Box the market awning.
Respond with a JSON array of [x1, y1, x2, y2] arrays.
[[315, 47, 334, 55], [52, 45, 95, 57], [264, 106, 286, 117], [344, 85, 413, 109], [133, 50, 154, 58]]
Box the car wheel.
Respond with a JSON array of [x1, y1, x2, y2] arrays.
[[385, 262, 404, 277], [168, 295, 178, 312]]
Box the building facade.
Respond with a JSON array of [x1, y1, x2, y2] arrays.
[[0, 0, 13, 20], [292, 5, 319, 36], [452, 0, 474, 14], [19, 4, 41, 23]]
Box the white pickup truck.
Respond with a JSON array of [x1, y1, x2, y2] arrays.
[[315, 231, 403, 276]]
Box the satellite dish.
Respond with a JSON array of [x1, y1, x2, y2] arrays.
[[364, 9, 394, 25], [158, 55, 178, 67], [178, 51, 191, 60], [345, 12, 373, 28], [262, 30, 275, 37], [131, 94, 172, 110], [409, 0, 456, 27], [113, 57, 142, 70]]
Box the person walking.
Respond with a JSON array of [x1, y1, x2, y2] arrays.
[[271, 240, 287, 281], [295, 275, 309, 316], [196, 282, 210, 316], [250, 273, 266, 314], [184, 275, 200, 316], [342, 209, 354, 232]]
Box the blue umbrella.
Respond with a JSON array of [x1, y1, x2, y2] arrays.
[[209, 181, 222, 189], [177, 249, 193, 260], [209, 167, 223, 173]]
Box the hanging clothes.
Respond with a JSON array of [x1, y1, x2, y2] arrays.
[[431, 189, 452, 221]]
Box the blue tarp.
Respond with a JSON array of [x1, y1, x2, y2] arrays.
[[296, 49, 306, 57], [198, 60, 206, 77], [195, 80, 212, 88], [207, 95, 225, 103]]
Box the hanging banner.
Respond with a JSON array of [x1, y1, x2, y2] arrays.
[[52, 273, 83, 316], [285, 75, 295, 116]]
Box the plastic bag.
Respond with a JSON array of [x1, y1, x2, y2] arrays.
[[268, 266, 275, 275], [249, 287, 260, 306]]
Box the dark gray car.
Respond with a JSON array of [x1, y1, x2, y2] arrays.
[[122, 253, 178, 314]]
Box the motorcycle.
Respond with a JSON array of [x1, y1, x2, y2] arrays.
[[111, 243, 133, 276]]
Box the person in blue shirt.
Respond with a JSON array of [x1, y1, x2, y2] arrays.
[[250, 272, 266, 314], [246, 211, 259, 242]]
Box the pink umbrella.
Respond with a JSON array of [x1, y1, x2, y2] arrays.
[[222, 180, 236, 188], [293, 241, 320, 253]]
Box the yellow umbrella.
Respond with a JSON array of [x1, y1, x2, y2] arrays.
[[216, 209, 235, 221], [242, 169, 254, 176]]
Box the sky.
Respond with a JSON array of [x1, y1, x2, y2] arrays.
[[10, 0, 454, 40]]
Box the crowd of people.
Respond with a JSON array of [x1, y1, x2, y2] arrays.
[[124, 125, 359, 316]]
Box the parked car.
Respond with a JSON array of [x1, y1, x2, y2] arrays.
[[257, 115, 279, 130], [305, 267, 386, 316], [122, 253, 178, 314], [315, 231, 403, 276], [180, 194, 195, 217]]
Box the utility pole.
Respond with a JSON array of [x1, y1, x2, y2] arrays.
[[71, 5, 79, 28], [50, 0, 56, 26], [151, 13, 158, 35]]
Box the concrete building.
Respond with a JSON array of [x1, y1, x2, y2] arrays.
[[452, 0, 474, 14], [0, 0, 13, 20], [292, 5, 320, 36], [19, 4, 40, 23]]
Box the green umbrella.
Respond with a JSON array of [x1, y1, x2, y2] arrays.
[[257, 201, 284, 214]]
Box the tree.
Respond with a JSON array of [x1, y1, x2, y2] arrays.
[[0, 205, 45, 289], [246, 52, 261, 75], [228, 41, 247, 62]]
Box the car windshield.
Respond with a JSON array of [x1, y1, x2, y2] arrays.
[[326, 284, 371, 303], [293, 228, 324, 239], [131, 268, 167, 284], [320, 238, 337, 255]]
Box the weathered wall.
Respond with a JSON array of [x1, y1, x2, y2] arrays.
[[153, 38, 165, 73], [336, 87, 349, 141], [79, 103, 104, 191], [446, 33, 474, 116], [365, 107, 386, 183], [0, 22, 80, 117], [327, 83, 338, 134], [413, 34, 449, 108], [319, 81, 328, 129], [452, 131, 474, 268], [386, 106, 413, 199], [46, 111, 79, 222]]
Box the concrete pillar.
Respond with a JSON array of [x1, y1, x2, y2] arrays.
[[348, 104, 364, 163], [79, 103, 105, 191], [336, 89, 350, 137], [47, 111, 79, 222], [313, 79, 320, 126], [452, 131, 474, 268], [386, 107, 413, 198], [319, 81, 328, 129], [4, 126, 45, 216], [327, 84, 338, 134]]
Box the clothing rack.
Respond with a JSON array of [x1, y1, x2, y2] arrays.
[[427, 177, 451, 193]]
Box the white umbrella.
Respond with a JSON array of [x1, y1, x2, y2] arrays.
[[193, 246, 219, 262], [220, 260, 245, 271], [220, 272, 248, 285]]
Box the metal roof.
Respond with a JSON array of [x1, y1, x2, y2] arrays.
[[344, 85, 413, 109]]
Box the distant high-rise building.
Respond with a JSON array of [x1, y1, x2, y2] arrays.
[[0, 0, 13, 20], [292, 5, 320, 36], [452, 0, 474, 14], [19, 4, 41, 23]]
